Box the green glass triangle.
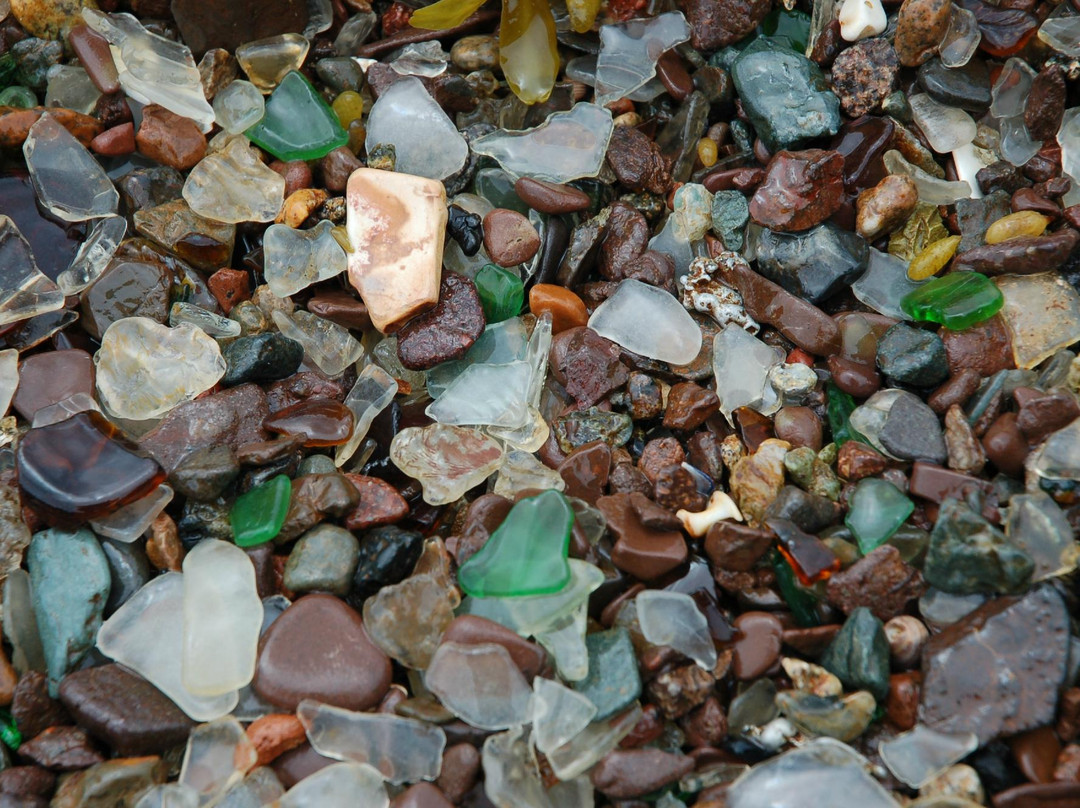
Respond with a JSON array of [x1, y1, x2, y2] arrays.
[[245, 70, 348, 162]]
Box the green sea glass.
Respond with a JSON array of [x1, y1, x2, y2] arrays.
[[245, 70, 348, 162], [457, 489, 574, 597], [845, 478, 914, 555], [900, 271, 1004, 331], [825, 382, 868, 447], [475, 264, 524, 324], [230, 474, 291, 547]]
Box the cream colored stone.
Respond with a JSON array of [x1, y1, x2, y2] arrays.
[[346, 168, 446, 333]]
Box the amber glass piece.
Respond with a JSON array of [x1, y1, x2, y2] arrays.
[[957, 0, 1037, 57], [409, 0, 488, 30], [16, 411, 166, 526], [500, 0, 558, 104], [263, 398, 355, 447], [767, 517, 840, 585]]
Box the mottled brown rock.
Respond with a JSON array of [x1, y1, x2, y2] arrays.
[[57, 665, 195, 757], [246, 714, 306, 767], [953, 230, 1079, 275], [942, 314, 1014, 376], [558, 442, 611, 504], [704, 521, 774, 572], [639, 437, 686, 486], [731, 611, 783, 680], [207, 268, 251, 315], [680, 696, 728, 747], [646, 664, 716, 719], [826, 545, 925, 622], [928, 368, 982, 415], [1026, 65, 1067, 142], [18, 726, 104, 771], [605, 125, 673, 195], [621, 250, 676, 290], [591, 749, 694, 799], [482, 208, 541, 268], [0, 767, 54, 799], [435, 743, 480, 803], [396, 273, 485, 371], [0, 107, 103, 150], [135, 105, 206, 170], [598, 201, 650, 280], [275, 473, 360, 543], [549, 326, 629, 408], [773, 406, 823, 451], [894, 0, 951, 66], [12, 671, 68, 742], [830, 39, 900, 119], [920, 587, 1069, 744], [343, 474, 409, 531], [441, 615, 546, 680], [1016, 390, 1080, 444], [749, 150, 845, 233], [856, 174, 919, 241], [1053, 743, 1080, 783], [654, 463, 709, 512], [598, 492, 687, 580], [663, 382, 720, 431], [679, 0, 771, 50], [886, 671, 921, 731], [514, 177, 590, 214]]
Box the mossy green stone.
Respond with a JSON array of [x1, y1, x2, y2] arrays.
[[245, 70, 348, 162], [475, 264, 524, 324], [820, 607, 890, 702], [573, 627, 642, 720], [900, 271, 1004, 331], [230, 474, 291, 547]]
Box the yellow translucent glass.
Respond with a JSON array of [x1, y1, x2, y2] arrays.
[[409, 0, 487, 30], [500, 0, 557, 104], [566, 0, 601, 33]]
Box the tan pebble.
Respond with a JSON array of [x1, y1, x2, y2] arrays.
[[275, 188, 330, 228]]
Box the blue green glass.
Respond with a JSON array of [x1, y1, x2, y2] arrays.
[[245, 71, 348, 161]]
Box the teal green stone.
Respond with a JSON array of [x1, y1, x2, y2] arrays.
[[923, 496, 1034, 595], [283, 524, 360, 596], [900, 271, 1004, 331], [730, 37, 841, 152], [825, 382, 868, 447], [245, 70, 348, 162], [759, 7, 812, 52], [474, 264, 524, 324], [230, 474, 291, 547], [457, 489, 573, 598], [819, 607, 890, 702], [28, 528, 111, 692], [845, 478, 914, 555], [573, 627, 642, 720], [0, 86, 36, 108], [711, 190, 749, 251]]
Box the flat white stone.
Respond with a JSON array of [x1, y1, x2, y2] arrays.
[[589, 279, 702, 365], [636, 589, 718, 670], [364, 77, 467, 180], [838, 0, 887, 41]]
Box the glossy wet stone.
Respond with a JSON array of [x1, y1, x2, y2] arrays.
[[749, 149, 844, 232], [731, 611, 783, 680], [17, 412, 165, 526], [845, 478, 914, 554], [396, 273, 485, 371], [264, 400, 354, 448], [246, 71, 347, 162], [754, 223, 868, 304], [878, 391, 948, 465], [253, 594, 391, 712], [222, 334, 304, 387], [820, 607, 890, 701], [876, 323, 949, 387]]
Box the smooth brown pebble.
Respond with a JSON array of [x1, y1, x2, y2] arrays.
[[483, 208, 541, 267], [514, 177, 591, 214], [731, 611, 783, 680]]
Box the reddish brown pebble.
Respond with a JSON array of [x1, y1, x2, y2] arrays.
[[0, 766, 55, 800], [269, 160, 314, 197], [306, 290, 372, 331], [597, 493, 688, 581], [69, 24, 120, 94], [1016, 390, 1080, 443], [703, 167, 765, 193], [705, 521, 774, 572], [396, 273, 485, 371], [993, 782, 1080, 807], [482, 208, 541, 267], [731, 611, 783, 680], [1011, 725, 1062, 785], [886, 671, 921, 731], [942, 315, 1015, 377], [638, 437, 685, 484], [11, 671, 69, 741], [435, 743, 480, 803], [11, 349, 94, 421], [681, 0, 770, 50], [263, 399, 354, 447], [827, 355, 881, 398], [837, 441, 888, 481], [207, 269, 251, 314], [246, 714, 306, 767], [134, 105, 206, 170], [928, 368, 982, 414], [773, 407, 823, 451], [321, 146, 363, 194], [440, 615, 547, 680], [749, 149, 845, 232], [826, 545, 925, 622], [663, 382, 720, 431], [557, 441, 611, 504], [343, 475, 409, 530], [591, 749, 694, 799], [782, 625, 841, 656], [605, 125, 673, 195], [982, 412, 1029, 477], [680, 696, 728, 747], [392, 782, 453, 808], [513, 177, 591, 214], [528, 283, 589, 334], [18, 726, 104, 771], [90, 122, 135, 156], [146, 512, 184, 572]]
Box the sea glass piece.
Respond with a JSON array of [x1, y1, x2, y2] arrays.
[[97, 573, 238, 720], [246, 71, 347, 161], [547, 705, 642, 781], [16, 411, 165, 524], [23, 113, 118, 222], [57, 214, 126, 295], [270, 310, 363, 377], [589, 279, 702, 365], [264, 220, 348, 298], [213, 79, 264, 135], [909, 94, 976, 154], [425, 642, 533, 730], [482, 726, 553, 808], [566, 56, 664, 102], [594, 12, 690, 106], [335, 364, 397, 467], [183, 136, 286, 224], [532, 677, 597, 754], [727, 738, 900, 808], [426, 361, 533, 428], [1006, 492, 1079, 580], [884, 150, 971, 205], [650, 184, 714, 276], [0, 216, 64, 327], [995, 272, 1080, 369], [170, 303, 242, 338], [94, 318, 227, 421], [428, 318, 530, 397], [848, 389, 906, 459], [179, 717, 257, 803], [235, 34, 310, 93], [939, 4, 981, 67], [278, 763, 387, 808], [845, 478, 914, 555], [345, 168, 446, 334], [472, 103, 615, 183], [364, 77, 467, 180], [458, 489, 574, 598], [1039, 13, 1080, 57], [475, 264, 524, 324], [852, 249, 922, 320], [0, 350, 16, 418], [389, 424, 506, 505], [900, 272, 1004, 330], [182, 539, 263, 696], [991, 57, 1036, 119], [4, 569, 45, 675], [44, 65, 100, 115], [28, 527, 110, 690], [491, 449, 565, 499], [998, 113, 1042, 167], [90, 484, 173, 542], [878, 725, 978, 788], [215, 767, 284, 808], [636, 589, 718, 669], [135, 784, 199, 808], [499, 0, 558, 104], [82, 9, 215, 131], [297, 699, 446, 784], [712, 323, 785, 424], [362, 572, 459, 669], [230, 475, 291, 547]]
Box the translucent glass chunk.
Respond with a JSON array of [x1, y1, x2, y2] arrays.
[[636, 590, 718, 670], [23, 113, 119, 222], [363, 573, 459, 669], [426, 361, 533, 428], [1031, 418, 1080, 486], [472, 103, 615, 183], [878, 725, 978, 788], [594, 12, 690, 106], [170, 303, 242, 338], [213, 79, 265, 135], [97, 573, 238, 721], [883, 150, 971, 205], [425, 642, 533, 730], [82, 9, 215, 131], [235, 33, 310, 93], [45, 65, 101, 115], [135, 784, 200, 808], [58, 215, 126, 295], [492, 449, 566, 498], [278, 763, 388, 808], [589, 279, 702, 365], [1039, 13, 1080, 57], [216, 768, 284, 808], [483, 726, 553, 808], [852, 249, 923, 320], [179, 717, 257, 804], [939, 4, 982, 67], [998, 114, 1042, 167], [389, 424, 506, 505], [364, 77, 467, 181], [0, 217, 64, 328], [532, 677, 597, 754], [909, 94, 976, 154], [546, 705, 642, 781], [264, 220, 348, 299], [712, 323, 785, 424], [183, 136, 286, 224], [991, 57, 1036, 119], [0, 349, 16, 418], [426, 318, 529, 398], [995, 273, 1080, 369], [297, 699, 446, 784], [335, 364, 397, 467], [389, 41, 450, 77], [90, 484, 174, 542], [271, 309, 364, 377]]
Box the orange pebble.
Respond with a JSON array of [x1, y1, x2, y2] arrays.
[[529, 283, 589, 334]]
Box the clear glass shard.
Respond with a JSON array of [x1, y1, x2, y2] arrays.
[[23, 113, 119, 222], [594, 12, 690, 106]]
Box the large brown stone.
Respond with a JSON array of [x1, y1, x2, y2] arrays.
[[749, 150, 845, 233], [135, 105, 206, 170], [597, 493, 687, 581], [825, 545, 925, 622], [171, 0, 308, 56]]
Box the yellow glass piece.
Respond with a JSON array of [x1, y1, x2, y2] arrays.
[[347, 120, 366, 154], [331, 225, 353, 253], [907, 234, 961, 281], [500, 0, 558, 104], [566, 0, 601, 33], [409, 0, 487, 30], [697, 137, 718, 168], [332, 91, 364, 129], [984, 210, 1051, 245]]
